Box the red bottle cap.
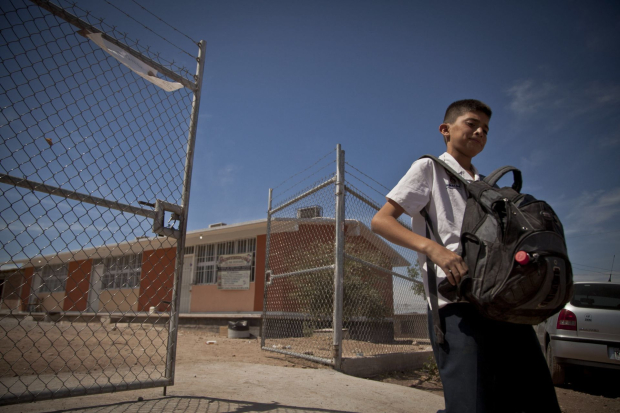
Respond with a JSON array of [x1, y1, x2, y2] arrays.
[[515, 251, 530, 265]]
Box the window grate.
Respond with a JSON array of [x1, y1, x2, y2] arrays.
[[101, 254, 143, 290], [37, 264, 68, 293], [192, 238, 258, 284]]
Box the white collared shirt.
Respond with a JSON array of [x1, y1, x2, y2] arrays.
[[386, 152, 480, 309]]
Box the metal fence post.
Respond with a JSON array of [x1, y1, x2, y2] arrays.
[[260, 147, 429, 372], [261, 188, 273, 348], [333, 144, 345, 369], [165, 40, 207, 393]]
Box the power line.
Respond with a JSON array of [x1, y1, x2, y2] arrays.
[[571, 261, 618, 272], [572, 265, 619, 276]]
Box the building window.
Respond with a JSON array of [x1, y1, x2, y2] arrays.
[[237, 238, 257, 282], [101, 253, 142, 290], [237, 238, 256, 254], [37, 264, 68, 293], [195, 244, 216, 284], [218, 241, 235, 256], [194, 238, 257, 284]]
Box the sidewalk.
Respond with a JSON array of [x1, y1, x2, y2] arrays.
[[1, 362, 445, 413]]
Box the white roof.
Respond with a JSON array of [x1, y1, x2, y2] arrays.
[[16, 217, 409, 268]]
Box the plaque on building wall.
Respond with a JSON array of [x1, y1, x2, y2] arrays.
[[216, 253, 252, 290], [217, 269, 251, 290]]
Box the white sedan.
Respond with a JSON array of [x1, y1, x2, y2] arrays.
[[536, 281, 620, 385]]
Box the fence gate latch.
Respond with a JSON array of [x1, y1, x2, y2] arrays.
[[152, 199, 183, 239]]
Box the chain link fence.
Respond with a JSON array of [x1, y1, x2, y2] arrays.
[[262, 146, 429, 370], [0, 0, 205, 405]]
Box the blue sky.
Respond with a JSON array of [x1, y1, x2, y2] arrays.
[[3, 0, 620, 282]]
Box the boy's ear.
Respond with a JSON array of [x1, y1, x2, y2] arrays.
[[439, 123, 450, 142]]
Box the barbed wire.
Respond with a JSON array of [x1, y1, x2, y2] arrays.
[[272, 150, 335, 191], [59, 0, 193, 78], [344, 180, 411, 230], [272, 160, 336, 205], [345, 161, 391, 192], [345, 170, 388, 200], [102, 0, 195, 58], [129, 0, 199, 46]]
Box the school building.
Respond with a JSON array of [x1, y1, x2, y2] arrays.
[[1, 218, 409, 319]]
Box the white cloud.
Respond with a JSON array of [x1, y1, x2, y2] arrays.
[[563, 187, 620, 235], [599, 135, 620, 148], [215, 164, 240, 186], [506, 80, 556, 115], [506, 79, 620, 121], [520, 149, 547, 170], [585, 83, 620, 106]]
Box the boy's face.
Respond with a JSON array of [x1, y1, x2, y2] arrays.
[[440, 111, 489, 159]]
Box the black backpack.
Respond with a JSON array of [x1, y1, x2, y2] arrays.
[[421, 155, 573, 344]]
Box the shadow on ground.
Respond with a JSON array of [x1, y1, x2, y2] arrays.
[[560, 367, 620, 399], [49, 395, 356, 413]]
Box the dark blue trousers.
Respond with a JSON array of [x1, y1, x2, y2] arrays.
[[427, 304, 561, 413]]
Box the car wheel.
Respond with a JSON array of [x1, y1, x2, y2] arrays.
[[546, 343, 565, 386]]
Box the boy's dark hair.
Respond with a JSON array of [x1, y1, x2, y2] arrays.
[[443, 99, 492, 124]]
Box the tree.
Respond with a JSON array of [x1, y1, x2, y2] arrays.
[[279, 238, 393, 333], [408, 260, 425, 300]]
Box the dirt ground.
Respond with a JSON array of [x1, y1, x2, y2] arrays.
[[0, 318, 168, 377], [174, 327, 620, 413], [1, 319, 619, 412]]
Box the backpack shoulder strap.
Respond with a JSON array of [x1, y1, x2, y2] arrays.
[[420, 209, 445, 344], [483, 166, 523, 193], [419, 155, 470, 187], [418, 155, 465, 344]]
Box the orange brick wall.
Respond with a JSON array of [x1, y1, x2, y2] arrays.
[[63, 259, 92, 312], [253, 234, 267, 311], [266, 223, 395, 312], [138, 248, 176, 312], [1, 270, 24, 310]]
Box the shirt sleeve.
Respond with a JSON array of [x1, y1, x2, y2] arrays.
[[386, 159, 433, 218]]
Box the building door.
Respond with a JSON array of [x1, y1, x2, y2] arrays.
[[87, 263, 103, 313], [28, 269, 42, 312], [179, 255, 193, 313]]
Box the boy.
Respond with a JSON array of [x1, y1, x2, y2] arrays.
[[371, 100, 560, 413]]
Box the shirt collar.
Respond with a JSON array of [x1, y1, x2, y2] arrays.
[[438, 152, 480, 182]]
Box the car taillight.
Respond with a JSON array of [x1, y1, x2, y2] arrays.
[[557, 309, 577, 331]]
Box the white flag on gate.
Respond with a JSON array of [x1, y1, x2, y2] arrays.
[[86, 33, 184, 92]]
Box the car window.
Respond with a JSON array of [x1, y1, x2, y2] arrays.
[[570, 284, 620, 310]]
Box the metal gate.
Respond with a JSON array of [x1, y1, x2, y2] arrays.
[[0, 0, 205, 405], [262, 145, 429, 371]]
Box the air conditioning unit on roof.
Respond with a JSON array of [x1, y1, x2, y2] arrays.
[[297, 206, 323, 219], [209, 222, 227, 228]]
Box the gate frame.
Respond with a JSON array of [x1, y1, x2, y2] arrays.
[[0, 0, 206, 406]]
